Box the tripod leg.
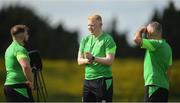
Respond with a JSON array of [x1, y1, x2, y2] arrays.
[[40, 71, 48, 97], [37, 71, 46, 101], [33, 71, 39, 102]]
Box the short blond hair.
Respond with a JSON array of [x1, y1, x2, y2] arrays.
[[88, 14, 102, 24]]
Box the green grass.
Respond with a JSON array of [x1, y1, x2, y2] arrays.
[[0, 58, 180, 102]]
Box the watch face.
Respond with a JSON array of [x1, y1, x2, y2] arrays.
[[92, 56, 95, 60]]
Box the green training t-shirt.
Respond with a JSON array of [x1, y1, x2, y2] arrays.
[[79, 32, 116, 80], [141, 39, 172, 90], [4, 41, 30, 85]]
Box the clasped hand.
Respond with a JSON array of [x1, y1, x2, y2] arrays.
[[84, 52, 94, 63]]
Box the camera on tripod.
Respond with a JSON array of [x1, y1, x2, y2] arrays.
[[28, 50, 47, 102], [29, 50, 42, 71]]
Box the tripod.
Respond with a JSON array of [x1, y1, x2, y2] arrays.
[[28, 50, 47, 102], [32, 66, 48, 102]]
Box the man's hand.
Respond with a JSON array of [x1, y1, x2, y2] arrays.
[[77, 52, 94, 65], [139, 26, 147, 33], [134, 26, 147, 45], [25, 81, 33, 89], [84, 52, 94, 63]]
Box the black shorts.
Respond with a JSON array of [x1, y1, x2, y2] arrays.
[[83, 77, 113, 102], [4, 83, 34, 102], [144, 85, 168, 102]]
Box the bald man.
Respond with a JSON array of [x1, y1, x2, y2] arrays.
[[134, 21, 172, 102]]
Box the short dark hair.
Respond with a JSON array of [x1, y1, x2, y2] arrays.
[[149, 21, 162, 34], [10, 24, 29, 35]]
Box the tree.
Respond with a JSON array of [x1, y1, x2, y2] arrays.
[[0, 5, 79, 59], [151, 1, 180, 59], [106, 17, 144, 58]]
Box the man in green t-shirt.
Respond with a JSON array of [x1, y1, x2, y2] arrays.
[[77, 14, 116, 102], [134, 21, 172, 102], [4, 25, 34, 102]]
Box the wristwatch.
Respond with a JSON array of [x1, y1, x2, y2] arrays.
[[92, 56, 95, 61]]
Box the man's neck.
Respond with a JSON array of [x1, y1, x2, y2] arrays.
[[13, 39, 24, 46], [154, 35, 162, 40], [93, 31, 102, 37]]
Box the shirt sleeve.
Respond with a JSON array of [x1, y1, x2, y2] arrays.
[[105, 36, 116, 54], [16, 48, 28, 61], [78, 38, 85, 54], [141, 39, 162, 51]]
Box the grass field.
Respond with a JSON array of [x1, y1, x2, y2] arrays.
[[0, 58, 180, 102]]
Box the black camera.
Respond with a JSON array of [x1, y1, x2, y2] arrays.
[[28, 50, 42, 70]]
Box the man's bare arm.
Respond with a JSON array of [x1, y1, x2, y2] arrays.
[[19, 58, 33, 88], [94, 53, 115, 66]]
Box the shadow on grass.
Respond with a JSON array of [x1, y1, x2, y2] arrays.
[[34, 93, 82, 102]]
